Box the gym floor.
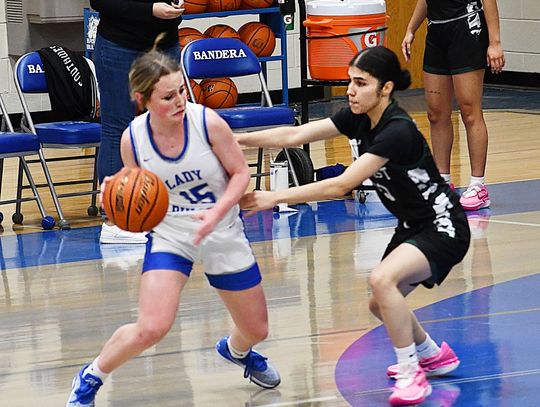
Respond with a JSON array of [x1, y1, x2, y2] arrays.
[[0, 86, 539, 406]]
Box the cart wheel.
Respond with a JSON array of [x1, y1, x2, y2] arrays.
[[41, 216, 56, 230], [275, 148, 314, 186], [87, 205, 99, 216], [12, 212, 23, 224]]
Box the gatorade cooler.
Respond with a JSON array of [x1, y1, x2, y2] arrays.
[[304, 0, 387, 80]]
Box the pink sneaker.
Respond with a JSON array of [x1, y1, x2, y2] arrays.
[[387, 342, 460, 378], [459, 184, 491, 211], [388, 365, 432, 406]]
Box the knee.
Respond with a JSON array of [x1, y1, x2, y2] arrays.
[[135, 323, 171, 348], [369, 272, 394, 299], [459, 104, 482, 127], [427, 107, 452, 125]]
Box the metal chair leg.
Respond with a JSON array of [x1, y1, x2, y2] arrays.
[[37, 149, 70, 229], [20, 157, 48, 218]]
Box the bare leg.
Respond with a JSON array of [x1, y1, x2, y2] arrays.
[[98, 269, 188, 372], [217, 283, 269, 352], [424, 72, 455, 174], [453, 70, 488, 178], [369, 243, 432, 348]]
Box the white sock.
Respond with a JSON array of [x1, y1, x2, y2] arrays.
[[440, 173, 451, 183], [84, 356, 109, 382], [227, 337, 249, 359], [394, 343, 418, 367], [470, 176, 485, 187], [416, 333, 440, 360]]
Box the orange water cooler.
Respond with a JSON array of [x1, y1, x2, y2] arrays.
[[303, 0, 387, 80]]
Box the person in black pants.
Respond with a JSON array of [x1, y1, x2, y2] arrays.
[[237, 46, 471, 406], [90, 0, 183, 244]]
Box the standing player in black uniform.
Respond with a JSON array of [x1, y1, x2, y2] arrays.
[[236, 46, 471, 406], [402, 0, 505, 211]]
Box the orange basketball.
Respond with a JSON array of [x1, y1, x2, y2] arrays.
[[189, 79, 205, 104], [238, 22, 275, 56], [240, 0, 273, 9], [178, 27, 207, 49], [207, 0, 241, 12], [204, 24, 240, 39], [200, 78, 238, 109], [183, 0, 208, 14], [102, 167, 169, 233]]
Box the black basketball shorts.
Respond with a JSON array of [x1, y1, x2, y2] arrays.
[[382, 208, 471, 288], [423, 11, 489, 75]]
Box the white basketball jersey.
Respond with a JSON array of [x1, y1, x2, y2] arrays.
[[128, 102, 239, 225]]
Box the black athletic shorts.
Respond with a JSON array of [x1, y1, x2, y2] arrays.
[[423, 11, 489, 75], [382, 208, 471, 288]]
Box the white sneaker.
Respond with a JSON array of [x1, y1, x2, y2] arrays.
[[99, 223, 147, 244]]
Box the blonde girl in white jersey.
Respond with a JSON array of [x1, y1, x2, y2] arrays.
[[67, 40, 280, 407]]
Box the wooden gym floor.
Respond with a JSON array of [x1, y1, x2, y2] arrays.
[[0, 86, 539, 406]]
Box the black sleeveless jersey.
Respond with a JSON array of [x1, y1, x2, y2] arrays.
[[426, 0, 482, 21], [330, 101, 460, 225]]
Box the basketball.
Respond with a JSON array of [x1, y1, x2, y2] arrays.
[[206, 0, 241, 12], [178, 27, 207, 49], [240, 0, 273, 9], [102, 167, 169, 233], [183, 0, 208, 14], [204, 24, 240, 39], [200, 78, 238, 109], [189, 79, 205, 104], [238, 22, 275, 56]]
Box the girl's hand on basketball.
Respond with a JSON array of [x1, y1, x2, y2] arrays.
[[240, 191, 277, 216], [191, 210, 220, 246], [401, 31, 415, 62], [487, 43, 505, 74], [153, 2, 184, 19], [99, 176, 113, 207]]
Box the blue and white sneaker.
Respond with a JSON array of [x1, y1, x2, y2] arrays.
[[216, 336, 281, 389], [66, 364, 103, 407]]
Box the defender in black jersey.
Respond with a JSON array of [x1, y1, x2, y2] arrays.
[[402, 0, 505, 212], [237, 46, 471, 406]]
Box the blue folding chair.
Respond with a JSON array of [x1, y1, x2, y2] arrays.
[[181, 37, 302, 190], [0, 94, 55, 229], [14, 51, 101, 230]]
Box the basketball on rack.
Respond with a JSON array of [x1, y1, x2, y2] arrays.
[[178, 27, 207, 49], [102, 167, 169, 233], [238, 22, 276, 56], [204, 24, 240, 39], [206, 0, 241, 12], [200, 78, 238, 109], [240, 0, 273, 9], [183, 0, 208, 14], [189, 79, 205, 104]]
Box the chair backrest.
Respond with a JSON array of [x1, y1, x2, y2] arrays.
[[181, 38, 275, 108], [181, 38, 261, 79], [15, 52, 48, 94], [14, 50, 100, 133]]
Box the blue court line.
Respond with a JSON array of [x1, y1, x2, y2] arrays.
[[335, 273, 540, 407], [0, 179, 539, 270]]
